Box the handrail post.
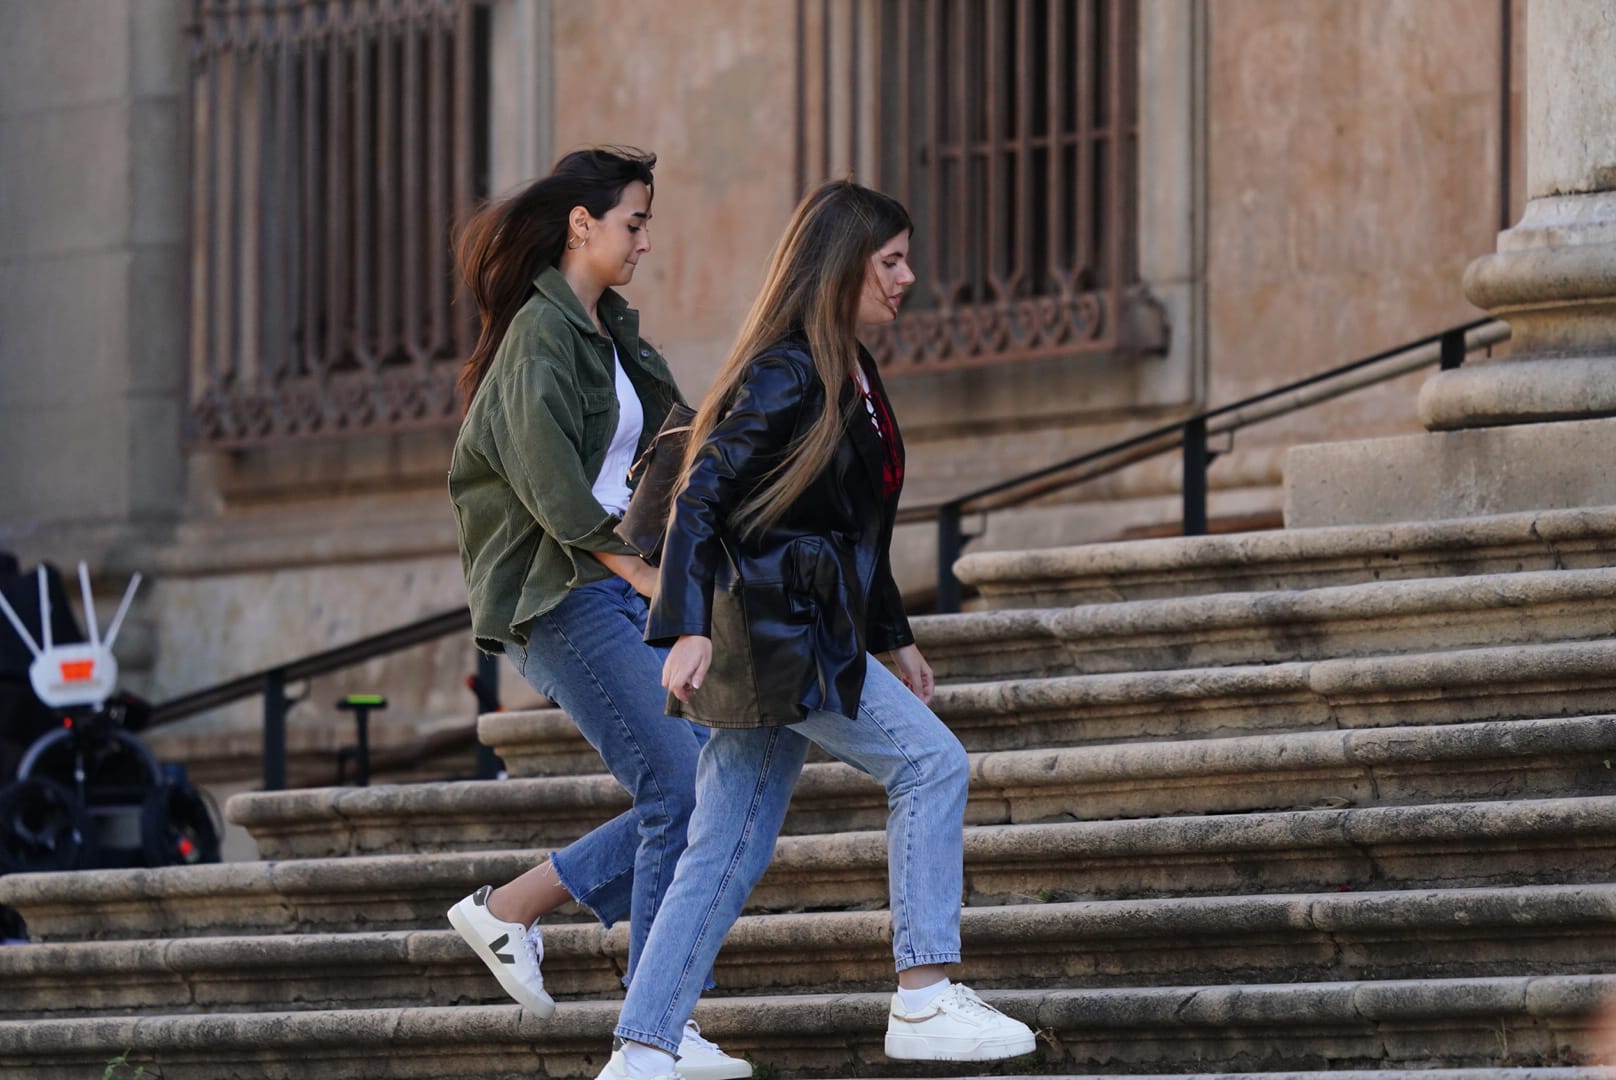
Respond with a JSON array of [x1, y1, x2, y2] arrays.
[[1182, 418, 1209, 536], [473, 650, 501, 780], [1439, 327, 1466, 370], [263, 669, 288, 791], [936, 503, 964, 615]]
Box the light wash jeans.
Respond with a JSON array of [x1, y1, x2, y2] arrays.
[[613, 659, 970, 1054], [507, 576, 709, 987]]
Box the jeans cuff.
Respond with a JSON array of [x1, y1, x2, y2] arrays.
[[895, 951, 961, 972], [548, 850, 620, 930], [612, 1025, 682, 1057]]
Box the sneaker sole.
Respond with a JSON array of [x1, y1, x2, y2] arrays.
[[675, 1059, 753, 1080], [883, 1029, 1036, 1062], [447, 900, 557, 1019]]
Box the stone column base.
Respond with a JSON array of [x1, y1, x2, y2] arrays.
[[1284, 416, 1616, 528]]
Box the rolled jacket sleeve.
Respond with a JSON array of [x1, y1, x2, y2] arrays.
[[647, 354, 811, 645]]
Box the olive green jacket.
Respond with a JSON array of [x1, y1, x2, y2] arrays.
[[449, 266, 683, 652]]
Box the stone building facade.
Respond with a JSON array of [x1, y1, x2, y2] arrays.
[[0, 1, 1524, 825]]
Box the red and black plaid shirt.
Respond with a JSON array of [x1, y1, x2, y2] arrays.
[[854, 365, 904, 500]]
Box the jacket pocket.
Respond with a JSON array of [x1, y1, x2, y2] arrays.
[[737, 579, 821, 711], [784, 537, 827, 623], [579, 389, 616, 461]]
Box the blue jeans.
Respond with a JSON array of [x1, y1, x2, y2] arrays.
[[507, 576, 709, 986], [613, 660, 970, 1054]]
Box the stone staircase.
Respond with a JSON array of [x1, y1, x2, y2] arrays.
[[6, 505, 1616, 1079]]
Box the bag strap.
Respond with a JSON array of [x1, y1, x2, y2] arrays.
[[626, 411, 696, 481]]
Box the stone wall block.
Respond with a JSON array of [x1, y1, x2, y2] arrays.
[[0, 104, 133, 259], [0, 0, 131, 114]]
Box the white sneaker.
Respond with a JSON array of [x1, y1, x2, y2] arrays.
[[884, 982, 1035, 1061], [595, 1047, 685, 1080], [675, 1020, 751, 1080], [446, 885, 555, 1018]]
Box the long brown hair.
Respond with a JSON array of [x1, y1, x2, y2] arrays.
[[679, 180, 913, 537], [455, 146, 656, 408]]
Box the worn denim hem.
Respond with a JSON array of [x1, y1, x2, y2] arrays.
[[611, 1025, 682, 1057], [549, 850, 621, 930], [895, 951, 962, 973]]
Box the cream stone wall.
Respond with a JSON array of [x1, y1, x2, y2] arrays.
[[0, 1, 1527, 826], [1200, 0, 1511, 479], [548, 0, 801, 392], [0, 0, 188, 531]]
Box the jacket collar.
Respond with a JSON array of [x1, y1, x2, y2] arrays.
[[776, 329, 895, 501], [531, 265, 640, 348]]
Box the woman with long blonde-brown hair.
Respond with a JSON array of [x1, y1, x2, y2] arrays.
[[592, 180, 1036, 1080]]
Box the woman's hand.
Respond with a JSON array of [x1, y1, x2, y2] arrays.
[[885, 643, 934, 704], [663, 635, 713, 703], [594, 551, 659, 598]]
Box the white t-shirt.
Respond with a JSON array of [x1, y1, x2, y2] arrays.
[[590, 343, 644, 516]]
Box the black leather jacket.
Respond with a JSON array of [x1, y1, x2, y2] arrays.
[[646, 334, 914, 727]]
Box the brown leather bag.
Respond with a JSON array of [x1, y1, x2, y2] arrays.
[[613, 403, 696, 566]]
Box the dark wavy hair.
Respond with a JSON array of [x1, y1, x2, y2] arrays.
[[455, 146, 656, 407]]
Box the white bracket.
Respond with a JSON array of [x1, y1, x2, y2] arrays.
[[0, 562, 142, 712]]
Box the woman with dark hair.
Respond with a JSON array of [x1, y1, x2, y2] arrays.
[[446, 146, 747, 1080], [594, 180, 1035, 1080]]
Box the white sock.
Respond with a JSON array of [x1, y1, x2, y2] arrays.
[[621, 1041, 677, 1078], [896, 976, 950, 1013]]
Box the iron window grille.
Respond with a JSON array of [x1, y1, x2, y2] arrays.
[[797, 0, 1155, 374], [186, 0, 490, 448]]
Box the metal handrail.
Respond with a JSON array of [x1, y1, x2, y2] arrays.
[[908, 317, 1508, 612], [148, 606, 495, 790], [144, 316, 1508, 783]]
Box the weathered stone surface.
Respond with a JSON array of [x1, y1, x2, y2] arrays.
[[1284, 420, 1616, 529], [484, 638, 1616, 772], [233, 714, 1616, 858], [818, 1075, 1616, 1080], [477, 706, 590, 777], [917, 566, 1616, 680], [935, 640, 1616, 750], [0, 977, 1609, 1079], [14, 797, 1616, 943], [31, 879, 1616, 1015], [10, 885, 1616, 1020], [952, 506, 1616, 608]]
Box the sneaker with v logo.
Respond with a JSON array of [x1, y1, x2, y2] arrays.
[[447, 885, 556, 1017]]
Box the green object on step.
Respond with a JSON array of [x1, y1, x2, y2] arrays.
[[334, 695, 386, 787]]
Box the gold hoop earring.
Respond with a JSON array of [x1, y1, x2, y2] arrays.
[[566, 235, 587, 250]]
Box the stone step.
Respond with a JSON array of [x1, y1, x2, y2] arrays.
[[486, 639, 1616, 772], [8, 885, 1616, 1019], [230, 714, 1616, 859], [952, 505, 1616, 609], [934, 638, 1616, 751], [915, 566, 1616, 681], [834, 1075, 1616, 1080], [10, 796, 1616, 942], [0, 976, 1609, 1079]]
